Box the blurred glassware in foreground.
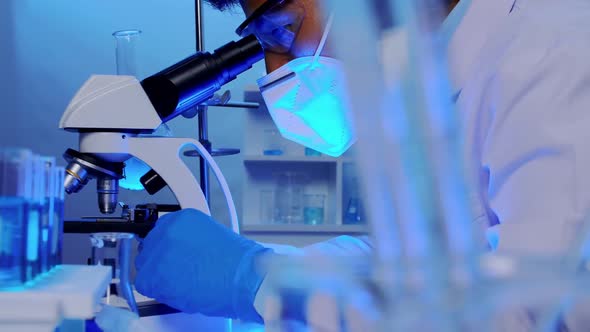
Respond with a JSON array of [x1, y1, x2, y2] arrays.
[[0, 148, 32, 289], [0, 148, 65, 290]]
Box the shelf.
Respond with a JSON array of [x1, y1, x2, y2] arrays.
[[242, 89, 364, 244], [241, 224, 369, 235], [243, 155, 338, 163], [0, 265, 111, 331]]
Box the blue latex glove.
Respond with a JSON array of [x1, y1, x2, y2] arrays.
[[135, 209, 271, 323]]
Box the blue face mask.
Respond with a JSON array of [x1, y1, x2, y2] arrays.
[[256, 15, 356, 157]]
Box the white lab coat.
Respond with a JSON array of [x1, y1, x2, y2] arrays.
[[255, 0, 590, 329]]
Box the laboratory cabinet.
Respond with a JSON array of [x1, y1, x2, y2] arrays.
[[240, 88, 369, 246]]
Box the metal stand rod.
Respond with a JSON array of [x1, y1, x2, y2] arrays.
[[195, 0, 211, 203], [195, 0, 204, 51], [198, 105, 211, 201]]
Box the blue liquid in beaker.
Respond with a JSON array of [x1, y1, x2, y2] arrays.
[[304, 207, 324, 225], [40, 197, 53, 273], [0, 196, 27, 289]]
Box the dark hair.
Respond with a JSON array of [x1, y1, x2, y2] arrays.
[[204, 0, 242, 10]]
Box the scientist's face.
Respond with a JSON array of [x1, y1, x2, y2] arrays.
[[240, 0, 460, 73], [240, 0, 334, 73]]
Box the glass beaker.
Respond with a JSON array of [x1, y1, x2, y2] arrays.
[[0, 148, 32, 289], [303, 194, 325, 225], [90, 233, 138, 313], [275, 172, 305, 224], [260, 190, 278, 224]]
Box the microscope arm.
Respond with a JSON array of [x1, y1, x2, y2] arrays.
[[77, 132, 240, 232], [78, 133, 209, 214], [128, 137, 210, 214], [60, 35, 263, 216]]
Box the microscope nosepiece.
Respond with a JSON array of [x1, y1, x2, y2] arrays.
[[97, 178, 119, 215]]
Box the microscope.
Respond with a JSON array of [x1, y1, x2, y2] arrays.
[[61, 34, 262, 221], [59, 35, 263, 315]]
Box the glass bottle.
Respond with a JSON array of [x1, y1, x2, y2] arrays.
[[344, 177, 363, 225]]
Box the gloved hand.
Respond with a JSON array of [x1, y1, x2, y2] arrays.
[[134, 209, 272, 323]]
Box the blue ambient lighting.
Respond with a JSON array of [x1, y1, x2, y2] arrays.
[[119, 157, 150, 191]]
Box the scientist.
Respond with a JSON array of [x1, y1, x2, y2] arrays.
[[134, 0, 590, 325]]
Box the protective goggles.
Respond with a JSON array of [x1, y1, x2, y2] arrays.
[[235, 0, 305, 54]]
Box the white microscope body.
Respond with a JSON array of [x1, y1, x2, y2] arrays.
[[59, 33, 263, 223], [59, 75, 211, 215]]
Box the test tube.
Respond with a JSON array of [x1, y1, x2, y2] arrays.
[[0, 148, 33, 289], [40, 157, 56, 273], [113, 29, 141, 77], [112, 29, 151, 193], [26, 155, 45, 280], [51, 166, 65, 267]]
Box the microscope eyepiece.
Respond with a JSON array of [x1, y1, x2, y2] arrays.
[[141, 34, 264, 124]]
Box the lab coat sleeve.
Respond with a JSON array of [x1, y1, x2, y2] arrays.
[[483, 34, 590, 256], [254, 236, 373, 320], [480, 35, 590, 330]]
